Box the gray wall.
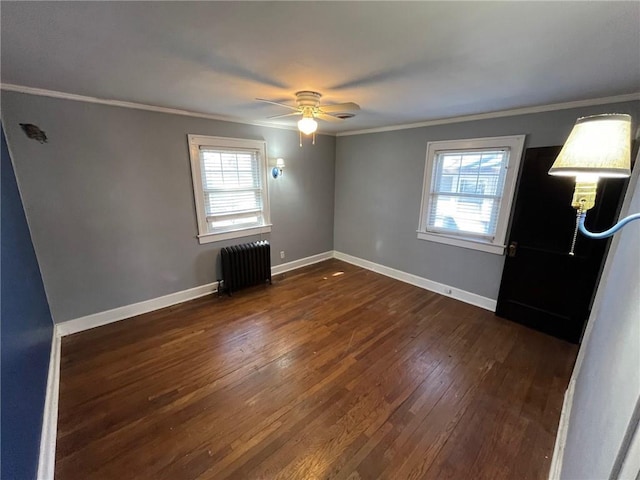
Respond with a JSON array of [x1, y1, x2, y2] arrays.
[[3, 91, 638, 323], [334, 100, 640, 300], [560, 159, 640, 479], [1, 91, 335, 323]]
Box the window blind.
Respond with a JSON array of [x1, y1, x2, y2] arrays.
[[199, 147, 264, 233], [427, 149, 509, 239]]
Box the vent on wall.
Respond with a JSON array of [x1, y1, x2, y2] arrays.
[[19, 123, 47, 143]]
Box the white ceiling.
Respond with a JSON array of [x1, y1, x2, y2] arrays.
[[1, 2, 639, 133]]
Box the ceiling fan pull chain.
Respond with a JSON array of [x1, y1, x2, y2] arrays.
[[299, 130, 302, 148], [312, 132, 316, 145]]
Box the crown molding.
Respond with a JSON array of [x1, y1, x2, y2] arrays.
[[3, 83, 638, 138], [0, 83, 338, 135], [337, 92, 640, 137]]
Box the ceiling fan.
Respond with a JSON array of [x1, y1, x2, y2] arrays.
[[256, 91, 360, 144]]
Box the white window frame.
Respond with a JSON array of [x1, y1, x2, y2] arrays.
[[417, 135, 526, 255], [188, 134, 271, 244]]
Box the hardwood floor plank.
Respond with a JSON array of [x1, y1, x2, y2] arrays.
[[55, 259, 577, 479]]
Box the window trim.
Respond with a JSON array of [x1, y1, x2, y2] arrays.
[[417, 135, 526, 255], [187, 135, 271, 245]]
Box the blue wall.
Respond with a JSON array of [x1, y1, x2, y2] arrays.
[[1, 125, 54, 479]]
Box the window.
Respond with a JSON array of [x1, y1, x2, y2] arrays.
[[418, 135, 525, 255], [188, 135, 271, 244]]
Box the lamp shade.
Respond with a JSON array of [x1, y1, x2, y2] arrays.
[[276, 158, 285, 168], [549, 114, 631, 178], [298, 117, 318, 135]]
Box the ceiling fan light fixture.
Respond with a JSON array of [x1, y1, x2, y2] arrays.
[[298, 116, 318, 135], [257, 91, 359, 141]]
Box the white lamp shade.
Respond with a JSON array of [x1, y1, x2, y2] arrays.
[[298, 117, 318, 135], [276, 158, 285, 168], [549, 114, 632, 178]]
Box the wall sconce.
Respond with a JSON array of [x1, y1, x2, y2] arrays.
[[549, 113, 640, 254], [271, 158, 285, 179]]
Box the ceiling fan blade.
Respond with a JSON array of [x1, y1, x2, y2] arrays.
[[255, 98, 300, 111], [318, 102, 360, 113], [316, 113, 343, 123], [267, 112, 303, 119]]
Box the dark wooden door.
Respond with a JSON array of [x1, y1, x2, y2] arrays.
[[496, 146, 626, 343]]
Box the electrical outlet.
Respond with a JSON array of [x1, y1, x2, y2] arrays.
[[280, 251, 285, 259]]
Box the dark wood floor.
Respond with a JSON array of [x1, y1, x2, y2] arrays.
[[56, 259, 577, 479]]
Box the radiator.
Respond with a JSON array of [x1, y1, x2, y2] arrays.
[[220, 240, 272, 296]]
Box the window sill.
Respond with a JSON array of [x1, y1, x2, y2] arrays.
[[416, 231, 505, 255], [198, 224, 272, 244]]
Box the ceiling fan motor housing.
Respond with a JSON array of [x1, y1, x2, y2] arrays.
[[295, 91, 322, 109]]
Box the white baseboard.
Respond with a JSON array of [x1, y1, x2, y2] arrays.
[[57, 249, 494, 337], [271, 250, 334, 276], [57, 282, 219, 336], [57, 250, 336, 337], [37, 327, 61, 480], [548, 378, 576, 480], [617, 405, 640, 480], [333, 251, 497, 311]]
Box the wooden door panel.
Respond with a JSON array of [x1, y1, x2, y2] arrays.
[[496, 146, 625, 343]]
